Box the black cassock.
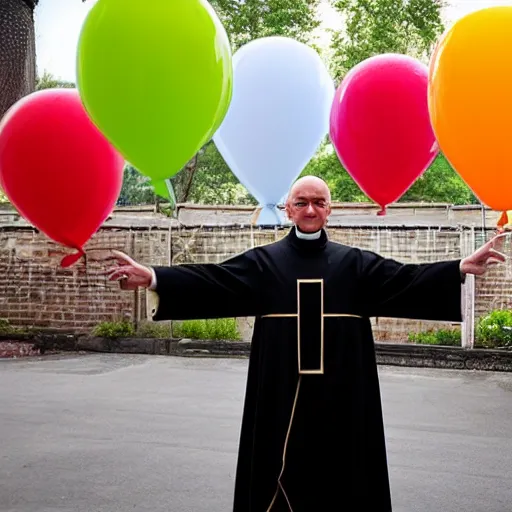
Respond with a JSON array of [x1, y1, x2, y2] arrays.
[[151, 227, 463, 511]]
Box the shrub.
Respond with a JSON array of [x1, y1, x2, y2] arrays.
[[172, 318, 241, 341], [408, 329, 461, 346], [0, 318, 30, 335], [476, 310, 512, 349], [92, 321, 135, 339], [0, 318, 14, 335], [136, 322, 171, 339]]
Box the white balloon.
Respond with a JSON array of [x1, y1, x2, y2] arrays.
[[213, 36, 335, 225]]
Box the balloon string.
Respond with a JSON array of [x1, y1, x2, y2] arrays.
[[377, 206, 386, 216]]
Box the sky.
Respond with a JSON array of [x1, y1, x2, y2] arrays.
[[34, 0, 509, 82]]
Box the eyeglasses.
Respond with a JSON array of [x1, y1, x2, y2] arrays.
[[292, 200, 329, 209]]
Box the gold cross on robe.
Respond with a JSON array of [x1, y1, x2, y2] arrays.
[[262, 279, 362, 375]]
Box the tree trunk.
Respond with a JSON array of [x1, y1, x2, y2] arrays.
[[171, 154, 199, 203], [0, 0, 37, 119]]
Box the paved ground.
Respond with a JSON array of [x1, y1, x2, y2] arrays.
[[0, 354, 511, 512]]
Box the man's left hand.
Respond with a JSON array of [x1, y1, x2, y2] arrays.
[[460, 232, 508, 276]]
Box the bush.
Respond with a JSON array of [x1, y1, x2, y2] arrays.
[[0, 318, 30, 335], [172, 318, 241, 341], [136, 322, 171, 339], [476, 310, 512, 349], [408, 329, 461, 346], [0, 318, 14, 335], [92, 321, 135, 339]]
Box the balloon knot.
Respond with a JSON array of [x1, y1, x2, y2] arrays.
[[376, 206, 386, 216], [60, 248, 85, 268], [497, 211, 509, 232]]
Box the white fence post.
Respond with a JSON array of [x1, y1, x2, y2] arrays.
[[461, 273, 475, 349], [461, 227, 476, 349]]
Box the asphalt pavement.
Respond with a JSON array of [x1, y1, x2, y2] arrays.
[[0, 354, 511, 512]]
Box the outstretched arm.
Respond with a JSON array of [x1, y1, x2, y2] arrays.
[[106, 250, 263, 321], [359, 232, 506, 321], [359, 253, 464, 321]]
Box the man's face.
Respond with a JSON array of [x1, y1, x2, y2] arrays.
[[285, 181, 331, 232]]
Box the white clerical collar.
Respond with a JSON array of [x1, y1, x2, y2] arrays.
[[295, 226, 321, 240]]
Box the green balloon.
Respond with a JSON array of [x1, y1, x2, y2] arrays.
[[76, 0, 232, 181], [152, 180, 170, 201]]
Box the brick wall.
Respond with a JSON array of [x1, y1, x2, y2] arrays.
[[0, 226, 170, 332], [0, 218, 509, 341]]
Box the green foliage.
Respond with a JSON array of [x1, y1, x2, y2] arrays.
[[401, 154, 479, 205], [408, 310, 512, 349], [92, 321, 135, 339], [302, 141, 477, 205], [22, 5, 472, 208], [0, 318, 15, 335], [36, 71, 75, 90], [188, 142, 256, 205], [136, 321, 171, 339], [476, 310, 512, 349], [0, 318, 30, 335], [90, 318, 240, 340], [172, 318, 241, 341], [210, 0, 321, 51], [408, 329, 461, 346], [117, 165, 156, 206], [302, 139, 368, 202], [331, 0, 444, 80], [173, 0, 323, 205]]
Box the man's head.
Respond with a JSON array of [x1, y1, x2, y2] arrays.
[[285, 175, 332, 233]]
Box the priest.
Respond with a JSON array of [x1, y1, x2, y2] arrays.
[[105, 176, 506, 511]]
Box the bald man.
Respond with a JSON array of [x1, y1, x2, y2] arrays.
[[106, 176, 505, 512]]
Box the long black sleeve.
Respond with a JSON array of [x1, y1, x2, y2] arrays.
[[151, 250, 263, 321], [358, 250, 463, 322]]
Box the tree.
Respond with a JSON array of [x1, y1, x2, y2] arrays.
[[36, 70, 75, 90], [302, 139, 371, 202], [172, 0, 324, 204], [0, 0, 86, 119], [314, 0, 475, 205], [302, 140, 479, 205], [0, 0, 38, 202], [117, 165, 156, 206], [331, 0, 444, 80], [401, 154, 478, 205], [210, 0, 321, 52], [188, 142, 255, 205], [0, 0, 37, 119]]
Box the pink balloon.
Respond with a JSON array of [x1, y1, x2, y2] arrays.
[[329, 54, 438, 214]]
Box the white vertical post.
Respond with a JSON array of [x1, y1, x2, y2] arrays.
[[461, 273, 475, 349], [461, 227, 476, 349]]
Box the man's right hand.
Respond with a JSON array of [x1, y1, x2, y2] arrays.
[[105, 250, 154, 290]]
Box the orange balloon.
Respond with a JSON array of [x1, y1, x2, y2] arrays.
[[428, 7, 512, 212]]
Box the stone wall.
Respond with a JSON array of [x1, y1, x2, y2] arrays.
[[2, 202, 511, 342]]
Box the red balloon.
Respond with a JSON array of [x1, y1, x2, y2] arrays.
[[329, 54, 438, 214], [0, 89, 124, 266]]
